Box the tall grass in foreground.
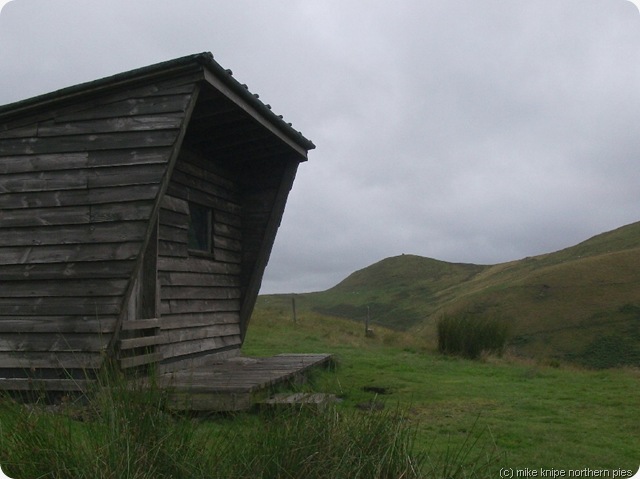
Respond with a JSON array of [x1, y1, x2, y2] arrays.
[[437, 313, 510, 360], [0, 370, 210, 479], [222, 406, 423, 479], [0, 364, 505, 478], [0, 369, 432, 479], [425, 418, 503, 479]]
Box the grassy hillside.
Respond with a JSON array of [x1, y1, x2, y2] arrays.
[[263, 221, 640, 367], [303, 256, 488, 330]]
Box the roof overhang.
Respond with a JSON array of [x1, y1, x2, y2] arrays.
[[0, 52, 315, 158]]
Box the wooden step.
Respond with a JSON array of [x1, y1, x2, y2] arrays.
[[261, 392, 339, 411]]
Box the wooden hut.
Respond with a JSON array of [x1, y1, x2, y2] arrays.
[[0, 52, 315, 394]]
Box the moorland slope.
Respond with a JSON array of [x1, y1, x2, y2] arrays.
[[265, 221, 640, 367]]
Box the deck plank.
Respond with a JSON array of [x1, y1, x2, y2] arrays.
[[158, 353, 332, 411]]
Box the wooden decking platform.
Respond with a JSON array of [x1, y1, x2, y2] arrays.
[[157, 353, 333, 411]]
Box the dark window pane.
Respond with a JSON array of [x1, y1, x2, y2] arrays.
[[188, 202, 212, 252]]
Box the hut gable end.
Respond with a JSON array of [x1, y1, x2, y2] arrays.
[[0, 52, 314, 390]]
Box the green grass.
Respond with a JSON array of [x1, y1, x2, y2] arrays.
[[1, 297, 638, 477], [0, 369, 212, 478], [203, 407, 424, 479], [245, 299, 640, 469], [0, 359, 426, 478]]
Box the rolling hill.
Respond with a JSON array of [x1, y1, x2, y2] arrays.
[[260, 221, 640, 368]]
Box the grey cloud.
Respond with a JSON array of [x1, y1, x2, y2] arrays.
[[2, 0, 639, 293]]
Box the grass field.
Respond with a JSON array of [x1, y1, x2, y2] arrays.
[[0, 297, 637, 477], [246, 298, 640, 470]]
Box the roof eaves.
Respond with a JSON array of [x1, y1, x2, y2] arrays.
[[193, 53, 315, 152]]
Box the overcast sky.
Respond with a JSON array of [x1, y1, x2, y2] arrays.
[[1, 1, 640, 294]]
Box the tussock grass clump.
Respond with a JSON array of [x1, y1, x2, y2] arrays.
[[0, 369, 211, 479], [225, 406, 423, 479], [425, 419, 503, 479], [437, 313, 510, 360]]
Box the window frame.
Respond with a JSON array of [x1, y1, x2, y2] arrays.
[[187, 201, 214, 257]]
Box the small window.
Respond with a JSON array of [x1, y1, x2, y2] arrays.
[[187, 202, 213, 253]]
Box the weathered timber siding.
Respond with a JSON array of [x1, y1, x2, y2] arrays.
[[0, 78, 197, 382], [238, 157, 299, 339], [0, 53, 314, 391], [157, 150, 243, 370]]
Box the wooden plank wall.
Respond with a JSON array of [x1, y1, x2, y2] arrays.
[[0, 78, 197, 386], [157, 151, 243, 372], [240, 163, 283, 281], [237, 157, 296, 339]]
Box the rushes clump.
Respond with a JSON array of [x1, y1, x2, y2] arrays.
[[437, 313, 510, 360]]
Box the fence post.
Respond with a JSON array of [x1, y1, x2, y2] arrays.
[[365, 305, 371, 336], [291, 295, 297, 325]]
